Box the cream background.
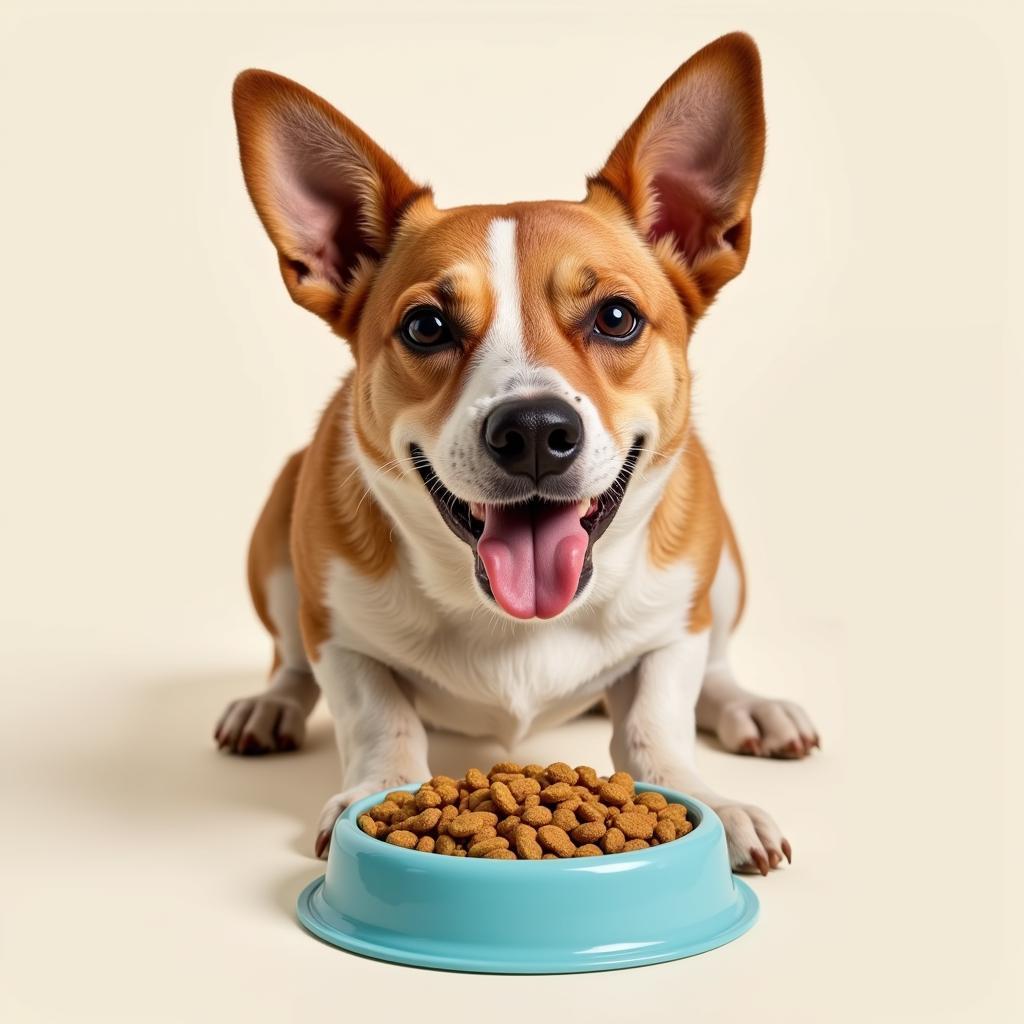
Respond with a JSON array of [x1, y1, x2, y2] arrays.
[[1, 0, 1020, 1020]]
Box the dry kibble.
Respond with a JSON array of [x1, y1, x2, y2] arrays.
[[598, 782, 631, 807], [601, 827, 626, 853], [571, 821, 607, 844], [509, 777, 541, 801], [469, 836, 510, 857], [637, 791, 668, 811], [448, 811, 499, 838], [360, 762, 693, 859], [655, 819, 677, 843], [415, 789, 443, 810], [622, 838, 650, 852], [495, 815, 521, 839], [537, 825, 576, 858], [490, 780, 520, 816], [616, 813, 656, 840], [544, 762, 579, 786], [539, 782, 574, 804], [551, 808, 579, 831], [521, 804, 553, 827], [398, 808, 443, 834], [434, 834, 457, 855]]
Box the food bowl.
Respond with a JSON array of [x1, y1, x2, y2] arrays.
[[297, 782, 757, 973]]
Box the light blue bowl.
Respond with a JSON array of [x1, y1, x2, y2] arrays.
[[297, 782, 757, 973]]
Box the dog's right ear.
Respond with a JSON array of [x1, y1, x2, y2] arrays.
[[232, 70, 429, 324]]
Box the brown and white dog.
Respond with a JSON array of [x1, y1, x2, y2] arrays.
[[216, 32, 818, 874]]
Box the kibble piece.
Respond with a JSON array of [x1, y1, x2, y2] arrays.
[[430, 774, 459, 789], [551, 808, 579, 831], [521, 804, 553, 827], [522, 794, 541, 808], [571, 821, 607, 845], [495, 815, 521, 839], [465, 767, 490, 790], [615, 812, 656, 840], [453, 848, 467, 857], [434, 834, 458, 855], [398, 808, 443, 834], [677, 819, 694, 837], [608, 771, 635, 792], [622, 838, 650, 852], [509, 777, 541, 802], [544, 762, 580, 786], [575, 765, 599, 789], [471, 826, 498, 844], [541, 853, 558, 859], [657, 805, 689, 829], [655, 819, 677, 843], [416, 835, 436, 852], [474, 800, 498, 814], [515, 826, 544, 860], [556, 796, 582, 813], [537, 824, 576, 858], [636, 791, 668, 811], [490, 780, 520, 816], [539, 782, 574, 804], [601, 827, 626, 853], [357, 813, 377, 836], [523, 764, 547, 781], [415, 789, 443, 810], [368, 800, 399, 822], [448, 811, 499, 838], [435, 783, 460, 805], [386, 830, 418, 849], [437, 804, 459, 834], [387, 790, 416, 806], [467, 787, 493, 810], [489, 761, 522, 776], [469, 836, 511, 857], [574, 844, 603, 857], [598, 782, 631, 807], [577, 802, 606, 824], [485, 848, 517, 859]]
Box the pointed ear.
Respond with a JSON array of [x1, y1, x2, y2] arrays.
[[591, 33, 766, 305], [232, 70, 429, 322]]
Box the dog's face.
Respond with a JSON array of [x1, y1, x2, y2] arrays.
[[233, 33, 765, 620]]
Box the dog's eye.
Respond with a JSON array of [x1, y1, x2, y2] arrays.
[[592, 300, 642, 343], [400, 306, 456, 352]]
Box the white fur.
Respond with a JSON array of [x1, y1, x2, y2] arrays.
[[264, 565, 308, 671]]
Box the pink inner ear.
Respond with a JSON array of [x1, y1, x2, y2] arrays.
[[649, 170, 725, 259]]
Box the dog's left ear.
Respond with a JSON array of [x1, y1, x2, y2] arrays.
[[592, 33, 766, 305]]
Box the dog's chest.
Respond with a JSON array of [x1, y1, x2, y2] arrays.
[[324, 550, 696, 744]]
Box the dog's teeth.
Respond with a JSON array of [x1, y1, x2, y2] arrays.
[[470, 502, 486, 520]]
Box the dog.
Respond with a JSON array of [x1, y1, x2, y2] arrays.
[[216, 32, 818, 874]]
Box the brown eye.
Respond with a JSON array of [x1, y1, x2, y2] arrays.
[[400, 306, 456, 352], [593, 300, 641, 343]]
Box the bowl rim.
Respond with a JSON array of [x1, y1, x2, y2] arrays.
[[333, 781, 717, 870]]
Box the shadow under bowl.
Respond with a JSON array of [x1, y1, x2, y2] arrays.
[[297, 783, 757, 973]]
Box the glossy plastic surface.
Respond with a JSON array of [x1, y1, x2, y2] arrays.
[[297, 783, 758, 973]]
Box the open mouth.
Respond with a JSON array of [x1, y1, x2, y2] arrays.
[[410, 442, 642, 619]]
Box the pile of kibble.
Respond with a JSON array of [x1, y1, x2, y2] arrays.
[[357, 762, 693, 859]]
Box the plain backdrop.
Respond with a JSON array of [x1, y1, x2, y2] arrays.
[[1, 0, 1020, 1020]]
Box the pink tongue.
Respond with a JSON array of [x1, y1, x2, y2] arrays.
[[478, 502, 588, 619]]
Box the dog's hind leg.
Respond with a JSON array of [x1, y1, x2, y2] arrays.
[[695, 518, 820, 758], [215, 449, 320, 755]]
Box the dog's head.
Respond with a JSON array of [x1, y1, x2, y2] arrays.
[[233, 33, 764, 621]]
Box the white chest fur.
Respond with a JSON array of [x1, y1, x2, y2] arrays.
[[322, 467, 696, 747]]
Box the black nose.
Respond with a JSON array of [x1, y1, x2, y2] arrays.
[[483, 397, 583, 481]]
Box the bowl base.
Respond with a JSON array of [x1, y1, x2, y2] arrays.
[[297, 873, 758, 974]]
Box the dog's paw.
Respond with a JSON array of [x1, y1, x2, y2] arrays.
[[714, 697, 819, 759], [715, 802, 792, 875], [214, 693, 307, 755], [314, 777, 418, 859]]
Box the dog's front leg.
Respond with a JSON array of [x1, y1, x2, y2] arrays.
[[311, 645, 430, 858], [607, 634, 791, 875]]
